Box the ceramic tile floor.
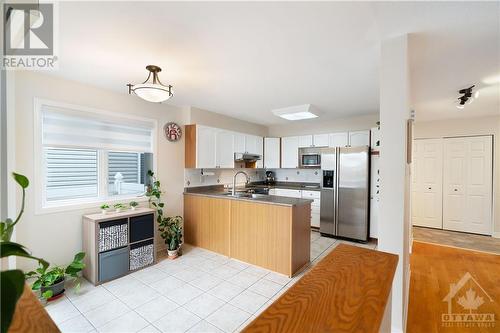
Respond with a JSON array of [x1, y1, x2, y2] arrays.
[[46, 231, 377, 333]]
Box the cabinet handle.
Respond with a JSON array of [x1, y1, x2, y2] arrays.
[[428, 187, 432, 190], [454, 189, 458, 192]]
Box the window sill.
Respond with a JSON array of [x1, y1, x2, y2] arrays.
[[36, 195, 150, 215]]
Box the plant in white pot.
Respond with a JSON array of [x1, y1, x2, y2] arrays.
[[100, 204, 109, 214], [159, 216, 183, 259], [129, 201, 139, 211]]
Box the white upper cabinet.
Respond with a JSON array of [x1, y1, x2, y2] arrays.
[[245, 135, 259, 154], [196, 126, 217, 168], [256, 136, 264, 168], [264, 138, 280, 169], [281, 136, 299, 168], [329, 132, 349, 148], [348, 130, 370, 147], [298, 135, 313, 148], [234, 133, 246, 153], [313, 134, 329, 147], [215, 130, 234, 168]]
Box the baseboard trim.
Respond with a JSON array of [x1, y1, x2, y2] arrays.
[[492, 232, 500, 239]]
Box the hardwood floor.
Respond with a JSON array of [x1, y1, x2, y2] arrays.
[[407, 241, 500, 333], [413, 226, 500, 255]]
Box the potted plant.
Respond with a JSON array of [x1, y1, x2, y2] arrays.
[[100, 204, 109, 214], [114, 203, 125, 213], [25, 252, 85, 300], [158, 216, 183, 259], [129, 201, 139, 211], [1, 173, 49, 332]]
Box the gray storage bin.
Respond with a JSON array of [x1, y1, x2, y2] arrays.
[[99, 247, 129, 282]]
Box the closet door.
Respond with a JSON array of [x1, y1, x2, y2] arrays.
[[443, 136, 493, 235], [411, 139, 443, 229]]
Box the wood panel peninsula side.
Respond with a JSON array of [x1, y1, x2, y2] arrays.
[[184, 192, 311, 277]]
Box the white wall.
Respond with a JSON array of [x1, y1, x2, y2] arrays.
[[13, 71, 187, 270], [188, 107, 268, 137], [414, 115, 500, 236], [378, 34, 412, 333], [267, 114, 378, 137]]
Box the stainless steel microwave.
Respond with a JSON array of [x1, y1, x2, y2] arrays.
[[298, 148, 321, 168]]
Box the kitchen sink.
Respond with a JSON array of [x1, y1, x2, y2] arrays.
[[221, 192, 268, 199]]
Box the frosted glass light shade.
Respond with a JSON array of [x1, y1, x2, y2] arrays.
[[131, 83, 172, 103]]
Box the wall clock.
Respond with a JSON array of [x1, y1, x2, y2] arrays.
[[164, 122, 182, 142]]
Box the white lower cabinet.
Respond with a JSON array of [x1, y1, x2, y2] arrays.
[[270, 188, 320, 228]]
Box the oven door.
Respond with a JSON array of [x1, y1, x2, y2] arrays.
[[300, 153, 321, 168]]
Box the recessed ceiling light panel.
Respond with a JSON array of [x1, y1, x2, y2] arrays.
[[272, 104, 319, 121]]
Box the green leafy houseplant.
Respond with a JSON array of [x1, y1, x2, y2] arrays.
[[26, 252, 86, 300], [114, 203, 125, 212], [158, 216, 183, 258], [146, 171, 183, 258], [100, 204, 109, 214], [0, 173, 48, 333], [129, 201, 139, 210]]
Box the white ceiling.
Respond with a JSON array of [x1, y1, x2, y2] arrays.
[[51, 1, 499, 125]]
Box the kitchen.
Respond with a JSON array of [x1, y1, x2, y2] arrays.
[[182, 120, 380, 276]]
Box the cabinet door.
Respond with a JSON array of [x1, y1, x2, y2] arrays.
[[256, 136, 264, 168], [411, 139, 443, 229], [197, 126, 216, 168], [234, 133, 246, 153], [298, 135, 313, 148], [443, 136, 492, 235], [348, 130, 370, 147], [281, 136, 299, 168], [216, 130, 234, 168], [245, 135, 259, 154], [264, 138, 280, 169], [329, 132, 348, 148], [313, 134, 329, 147], [274, 188, 301, 198]]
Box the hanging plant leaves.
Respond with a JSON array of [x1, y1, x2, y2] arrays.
[[1, 269, 25, 333]]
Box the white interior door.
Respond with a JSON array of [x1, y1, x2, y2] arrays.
[[411, 139, 443, 229], [443, 136, 493, 235]]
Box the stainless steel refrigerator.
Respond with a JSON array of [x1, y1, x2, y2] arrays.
[[319, 146, 370, 242]]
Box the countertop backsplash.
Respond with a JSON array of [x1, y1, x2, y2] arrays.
[[184, 168, 321, 187], [184, 168, 266, 187], [268, 168, 321, 183]]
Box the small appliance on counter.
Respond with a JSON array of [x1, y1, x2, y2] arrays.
[[265, 171, 275, 184]]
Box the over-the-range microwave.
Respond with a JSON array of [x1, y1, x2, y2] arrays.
[[298, 147, 321, 168]]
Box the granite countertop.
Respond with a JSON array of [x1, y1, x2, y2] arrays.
[[184, 186, 314, 207], [251, 181, 321, 191]]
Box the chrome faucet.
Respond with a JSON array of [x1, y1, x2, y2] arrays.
[[232, 171, 250, 196]]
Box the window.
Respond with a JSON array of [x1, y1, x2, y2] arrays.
[[108, 151, 150, 197], [37, 99, 156, 209], [45, 148, 98, 201]]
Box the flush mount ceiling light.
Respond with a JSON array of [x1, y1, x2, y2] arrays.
[[456, 85, 478, 110], [272, 104, 319, 121], [127, 65, 173, 103]]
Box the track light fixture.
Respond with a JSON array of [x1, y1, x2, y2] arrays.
[[456, 85, 477, 109]]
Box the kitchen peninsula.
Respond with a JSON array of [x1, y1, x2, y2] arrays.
[[184, 186, 312, 277]]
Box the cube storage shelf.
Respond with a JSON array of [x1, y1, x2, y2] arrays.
[[82, 208, 157, 285]]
